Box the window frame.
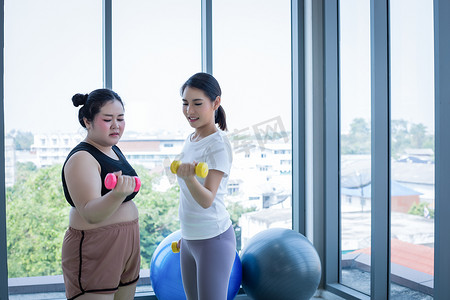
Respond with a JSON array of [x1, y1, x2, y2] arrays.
[[291, 0, 306, 236], [323, 0, 450, 299], [434, 0, 450, 298], [323, 0, 395, 298], [1, 0, 304, 298]]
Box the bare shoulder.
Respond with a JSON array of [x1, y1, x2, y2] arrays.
[[64, 150, 100, 175], [64, 150, 102, 209]]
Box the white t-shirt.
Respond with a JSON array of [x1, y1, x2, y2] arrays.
[[177, 130, 233, 240]]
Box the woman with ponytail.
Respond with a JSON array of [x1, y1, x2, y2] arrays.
[[172, 72, 236, 300]]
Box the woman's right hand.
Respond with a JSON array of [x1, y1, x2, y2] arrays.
[[64, 151, 133, 224], [109, 171, 137, 196], [175, 162, 198, 180]]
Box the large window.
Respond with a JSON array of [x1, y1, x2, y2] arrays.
[[4, 0, 102, 282], [213, 0, 292, 250], [326, 0, 444, 299], [389, 0, 434, 298], [338, 0, 435, 297], [2, 0, 294, 298], [6, 0, 446, 299], [338, 0, 372, 294], [111, 0, 201, 295], [112, 0, 201, 136]]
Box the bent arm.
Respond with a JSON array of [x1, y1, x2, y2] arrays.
[[182, 168, 224, 209], [64, 151, 136, 224]]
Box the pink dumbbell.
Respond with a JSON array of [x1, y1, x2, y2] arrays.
[[104, 173, 141, 192]]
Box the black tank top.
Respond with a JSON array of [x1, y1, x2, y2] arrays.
[[61, 142, 139, 207]]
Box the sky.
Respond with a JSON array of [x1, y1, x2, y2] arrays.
[[3, 0, 434, 137], [340, 0, 435, 134], [3, 0, 291, 137]]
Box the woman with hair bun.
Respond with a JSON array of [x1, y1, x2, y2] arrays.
[[61, 88, 140, 300], [172, 72, 236, 300]]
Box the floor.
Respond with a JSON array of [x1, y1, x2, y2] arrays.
[[8, 289, 345, 300]]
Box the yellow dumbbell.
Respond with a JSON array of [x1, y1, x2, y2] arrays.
[[170, 160, 209, 178], [171, 241, 180, 253]]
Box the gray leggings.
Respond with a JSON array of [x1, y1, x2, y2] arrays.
[[180, 226, 236, 300]]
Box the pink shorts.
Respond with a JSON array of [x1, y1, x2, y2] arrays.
[[61, 219, 141, 300]]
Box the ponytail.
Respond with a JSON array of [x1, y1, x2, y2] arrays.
[[215, 105, 227, 131]]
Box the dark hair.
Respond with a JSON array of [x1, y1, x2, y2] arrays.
[[72, 88, 124, 128], [180, 72, 227, 131]]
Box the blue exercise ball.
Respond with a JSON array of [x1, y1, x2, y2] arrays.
[[240, 228, 321, 300], [150, 230, 242, 300]]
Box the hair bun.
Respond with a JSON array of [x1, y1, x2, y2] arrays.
[[72, 93, 89, 107]]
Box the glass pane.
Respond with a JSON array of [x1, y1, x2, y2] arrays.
[[339, 0, 372, 295], [4, 0, 102, 292], [112, 0, 201, 295], [112, 0, 201, 137], [389, 0, 434, 298], [213, 0, 292, 251]]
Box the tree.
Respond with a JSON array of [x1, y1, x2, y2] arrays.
[[341, 118, 371, 154], [342, 118, 434, 158], [8, 130, 34, 150], [391, 119, 410, 156], [6, 164, 68, 277], [6, 164, 181, 277], [227, 201, 256, 229], [409, 123, 427, 149], [391, 120, 434, 158], [6, 163, 256, 277], [15, 162, 37, 184], [226, 201, 256, 251]]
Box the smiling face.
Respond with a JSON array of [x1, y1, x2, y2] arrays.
[[84, 100, 125, 147], [182, 86, 220, 134]]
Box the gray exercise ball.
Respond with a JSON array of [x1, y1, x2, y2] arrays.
[[241, 228, 322, 300]]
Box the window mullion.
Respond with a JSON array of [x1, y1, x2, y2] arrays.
[[370, 0, 390, 299], [0, 0, 7, 298], [324, 0, 339, 287], [201, 0, 212, 74], [102, 0, 112, 89], [291, 0, 306, 235], [434, 0, 450, 298]]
